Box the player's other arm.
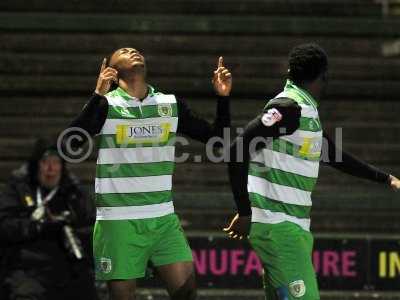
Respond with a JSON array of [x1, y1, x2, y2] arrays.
[[176, 57, 232, 144], [322, 133, 400, 190], [224, 98, 301, 238]]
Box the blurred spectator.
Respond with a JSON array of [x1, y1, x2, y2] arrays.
[[0, 138, 98, 300]]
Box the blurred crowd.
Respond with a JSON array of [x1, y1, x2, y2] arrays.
[[0, 138, 99, 300]]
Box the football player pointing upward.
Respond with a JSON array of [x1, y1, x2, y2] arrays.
[[62, 49, 232, 300]]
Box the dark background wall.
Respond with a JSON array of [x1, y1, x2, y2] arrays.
[[0, 0, 400, 234]]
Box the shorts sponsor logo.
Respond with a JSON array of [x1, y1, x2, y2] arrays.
[[158, 103, 172, 117], [100, 257, 112, 274], [289, 280, 306, 298]]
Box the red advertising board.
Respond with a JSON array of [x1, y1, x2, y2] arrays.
[[141, 234, 400, 290]]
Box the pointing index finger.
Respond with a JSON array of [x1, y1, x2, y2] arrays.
[[218, 56, 223, 68], [100, 57, 107, 73]]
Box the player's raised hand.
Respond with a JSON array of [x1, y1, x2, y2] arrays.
[[95, 58, 118, 96], [212, 56, 232, 97], [223, 213, 251, 240], [389, 175, 400, 191]]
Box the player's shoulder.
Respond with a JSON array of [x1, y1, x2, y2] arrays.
[[153, 93, 177, 105], [265, 97, 300, 110], [261, 97, 301, 127], [87, 92, 109, 110], [148, 85, 178, 104]]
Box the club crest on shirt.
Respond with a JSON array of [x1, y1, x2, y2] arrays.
[[158, 103, 172, 117], [289, 280, 306, 298]]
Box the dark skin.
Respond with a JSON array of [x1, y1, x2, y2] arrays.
[[95, 48, 232, 98], [96, 48, 231, 300]]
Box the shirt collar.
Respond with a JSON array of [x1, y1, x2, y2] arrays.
[[114, 85, 156, 101], [285, 79, 318, 108]]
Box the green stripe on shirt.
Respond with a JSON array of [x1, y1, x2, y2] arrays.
[[97, 133, 176, 149], [96, 191, 173, 207], [250, 192, 311, 218], [96, 161, 175, 178], [108, 103, 178, 119], [272, 139, 321, 161], [249, 163, 317, 192]]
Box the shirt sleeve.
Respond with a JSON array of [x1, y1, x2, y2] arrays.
[[228, 98, 301, 216], [60, 93, 108, 150], [176, 96, 230, 144], [322, 133, 390, 183]]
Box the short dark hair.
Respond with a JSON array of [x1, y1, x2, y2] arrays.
[[288, 43, 328, 85]]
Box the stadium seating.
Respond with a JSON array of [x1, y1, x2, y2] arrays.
[[1, 0, 400, 236], [2, 1, 400, 299]]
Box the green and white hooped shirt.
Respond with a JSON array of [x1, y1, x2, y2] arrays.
[[248, 80, 323, 231], [95, 86, 178, 221]]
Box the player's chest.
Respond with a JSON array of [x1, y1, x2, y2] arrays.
[[105, 102, 178, 145]]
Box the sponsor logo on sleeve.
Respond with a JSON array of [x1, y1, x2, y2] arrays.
[[261, 108, 283, 127]]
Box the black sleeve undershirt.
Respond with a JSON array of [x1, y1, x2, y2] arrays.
[[176, 96, 230, 143], [322, 133, 389, 183], [63, 93, 231, 149], [62, 93, 108, 150], [229, 98, 390, 217], [71, 93, 108, 135]]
